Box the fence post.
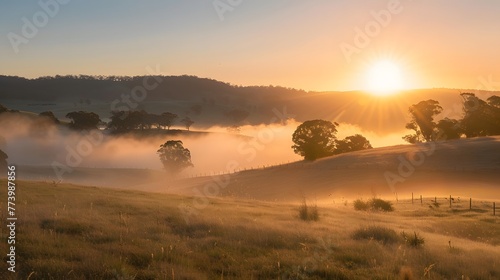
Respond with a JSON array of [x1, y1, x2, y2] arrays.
[[420, 195, 422, 205], [412, 192, 414, 204], [449, 195, 452, 208], [469, 198, 472, 210], [494, 202, 496, 216]]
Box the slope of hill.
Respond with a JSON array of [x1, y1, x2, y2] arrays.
[[170, 136, 500, 201], [14, 136, 500, 201]]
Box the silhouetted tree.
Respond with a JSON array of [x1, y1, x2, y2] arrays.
[[39, 111, 60, 124], [157, 140, 193, 175], [146, 113, 160, 129], [335, 134, 373, 154], [460, 93, 500, 137], [436, 118, 461, 140], [159, 112, 178, 130], [107, 111, 129, 131], [29, 111, 59, 138], [292, 120, 338, 160], [127, 110, 148, 130], [403, 100, 443, 143], [180, 117, 194, 131], [66, 111, 101, 130]]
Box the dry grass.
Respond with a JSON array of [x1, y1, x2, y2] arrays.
[[298, 198, 319, 221], [0, 179, 498, 279], [401, 231, 425, 248], [352, 226, 401, 244]]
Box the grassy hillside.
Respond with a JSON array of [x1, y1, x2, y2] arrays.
[[13, 136, 500, 201], [0, 180, 498, 279], [169, 136, 500, 201]]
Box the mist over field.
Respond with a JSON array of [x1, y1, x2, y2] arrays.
[[0, 112, 404, 178]]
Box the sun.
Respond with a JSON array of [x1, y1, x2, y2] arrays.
[[366, 60, 403, 96]]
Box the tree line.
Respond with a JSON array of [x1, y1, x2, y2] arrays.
[[107, 111, 194, 132], [1, 106, 195, 133], [403, 93, 500, 143]]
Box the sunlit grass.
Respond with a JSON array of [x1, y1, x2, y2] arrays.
[[0, 180, 498, 279]]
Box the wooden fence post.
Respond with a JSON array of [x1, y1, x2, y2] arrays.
[[412, 192, 414, 204], [494, 202, 496, 216], [449, 195, 452, 208], [469, 198, 472, 210], [420, 195, 422, 205]]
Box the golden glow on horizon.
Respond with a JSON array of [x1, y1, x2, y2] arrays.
[[366, 60, 403, 96]]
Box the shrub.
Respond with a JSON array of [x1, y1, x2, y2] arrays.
[[298, 199, 319, 221], [352, 226, 400, 244], [401, 231, 425, 248], [353, 198, 393, 212], [370, 198, 394, 212], [353, 199, 369, 211]]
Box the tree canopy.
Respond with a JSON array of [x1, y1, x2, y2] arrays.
[[436, 118, 461, 140], [335, 134, 373, 154], [157, 140, 193, 175], [39, 111, 60, 124], [292, 120, 338, 160], [66, 111, 101, 130], [403, 100, 443, 143], [460, 93, 500, 137], [180, 116, 195, 131]]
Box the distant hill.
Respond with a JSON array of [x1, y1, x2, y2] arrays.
[[1, 75, 499, 134]]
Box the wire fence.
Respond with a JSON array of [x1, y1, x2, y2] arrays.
[[393, 192, 497, 216]]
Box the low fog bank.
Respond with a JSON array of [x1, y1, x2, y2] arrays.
[[0, 113, 299, 176], [1, 113, 498, 201], [0, 113, 404, 180]]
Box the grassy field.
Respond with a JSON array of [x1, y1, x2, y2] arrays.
[[0, 180, 498, 279]]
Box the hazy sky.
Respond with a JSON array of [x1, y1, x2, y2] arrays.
[[1, 0, 500, 91]]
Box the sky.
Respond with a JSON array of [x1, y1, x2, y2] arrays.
[[1, 0, 500, 92]]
